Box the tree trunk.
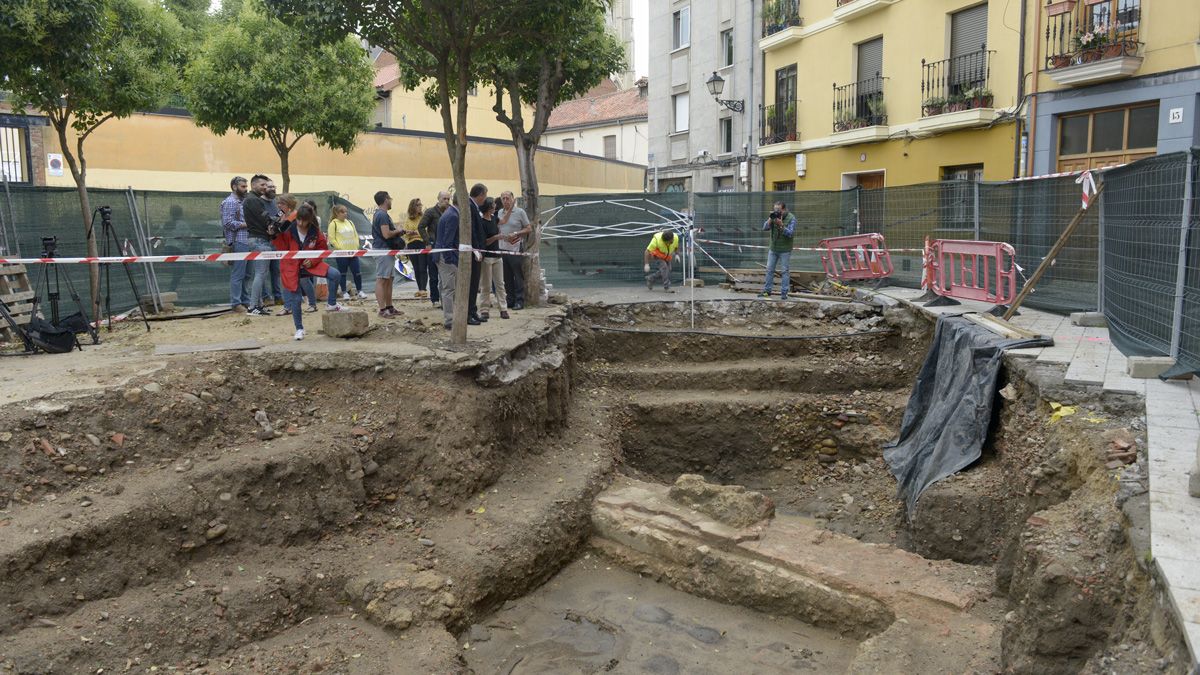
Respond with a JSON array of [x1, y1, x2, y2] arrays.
[[515, 137, 544, 306], [54, 120, 100, 322], [279, 146, 291, 194]]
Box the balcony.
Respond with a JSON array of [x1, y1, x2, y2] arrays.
[[915, 46, 997, 133], [831, 75, 889, 145], [759, 101, 801, 157], [832, 0, 899, 23], [760, 0, 803, 51], [1043, 2, 1143, 86]]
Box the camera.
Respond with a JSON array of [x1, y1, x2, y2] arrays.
[[97, 205, 113, 225], [41, 236, 58, 257], [770, 210, 783, 221]]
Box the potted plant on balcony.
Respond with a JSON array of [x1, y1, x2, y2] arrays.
[[965, 87, 993, 109], [784, 103, 797, 140], [1072, 27, 1108, 63], [834, 106, 860, 132], [866, 96, 887, 125], [945, 93, 968, 113], [1049, 53, 1072, 69], [923, 96, 946, 117]]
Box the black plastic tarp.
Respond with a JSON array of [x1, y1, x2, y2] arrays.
[[885, 316, 1052, 516]]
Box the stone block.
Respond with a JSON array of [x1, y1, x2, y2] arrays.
[[1127, 356, 1176, 379], [667, 474, 774, 528], [322, 310, 369, 338], [1070, 312, 1107, 327]]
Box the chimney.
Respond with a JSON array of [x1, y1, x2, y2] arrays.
[[636, 76, 648, 99]]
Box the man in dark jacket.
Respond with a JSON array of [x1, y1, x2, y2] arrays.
[[466, 183, 489, 324], [419, 191, 450, 307], [241, 174, 277, 315]]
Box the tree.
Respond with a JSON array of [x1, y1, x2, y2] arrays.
[[184, 5, 375, 193], [484, 2, 626, 305], [264, 0, 520, 344], [0, 0, 184, 319]]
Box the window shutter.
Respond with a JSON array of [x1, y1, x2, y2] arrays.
[[950, 4, 988, 60], [857, 38, 883, 83]]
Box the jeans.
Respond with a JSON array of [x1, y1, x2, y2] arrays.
[[406, 240, 428, 292], [334, 257, 362, 295], [270, 260, 283, 301], [428, 257, 440, 304], [248, 238, 275, 309], [763, 250, 792, 296], [299, 277, 317, 308], [503, 254, 525, 307], [229, 241, 251, 308], [478, 257, 507, 310], [437, 259, 456, 325]]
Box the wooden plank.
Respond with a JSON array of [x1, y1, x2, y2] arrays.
[[0, 290, 35, 304], [962, 312, 1045, 341], [154, 338, 264, 355], [0, 264, 28, 275]]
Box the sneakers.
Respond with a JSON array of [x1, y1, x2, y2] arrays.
[[357, 291, 369, 300], [232, 304, 248, 314], [248, 306, 273, 316], [293, 329, 305, 341], [280, 308, 292, 315], [326, 303, 346, 312], [500, 310, 510, 319], [780, 294, 789, 301], [758, 291, 771, 298], [645, 277, 653, 291], [378, 307, 399, 318], [305, 305, 318, 313], [341, 292, 351, 301], [414, 290, 428, 299]]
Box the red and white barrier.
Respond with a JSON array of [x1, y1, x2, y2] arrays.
[[819, 233, 893, 281], [0, 246, 529, 266], [928, 239, 1018, 305]]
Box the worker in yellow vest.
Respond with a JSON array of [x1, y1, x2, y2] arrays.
[[643, 230, 678, 293]]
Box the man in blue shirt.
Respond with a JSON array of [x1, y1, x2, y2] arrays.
[[220, 176, 250, 312]]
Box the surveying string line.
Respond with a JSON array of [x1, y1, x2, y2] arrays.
[[591, 325, 895, 340]]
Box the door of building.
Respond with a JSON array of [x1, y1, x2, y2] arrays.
[[857, 172, 885, 190]]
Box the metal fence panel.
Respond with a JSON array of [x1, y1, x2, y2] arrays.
[[1101, 152, 1189, 357], [1174, 150, 1200, 373]]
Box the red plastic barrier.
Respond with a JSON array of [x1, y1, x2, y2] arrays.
[[929, 239, 1017, 304], [819, 233, 893, 281]]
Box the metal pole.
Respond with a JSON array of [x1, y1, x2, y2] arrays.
[[1169, 153, 1194, 359], [972, 180, 981, 240], [125, 188, 161, 314], [1096, 181, 1106, 311], [1, 173, 16, 256], [0, 175, 9, 257]]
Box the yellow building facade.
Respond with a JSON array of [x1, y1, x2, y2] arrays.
[[4, 110, 643, 210], [758, 0, 1023, 190]]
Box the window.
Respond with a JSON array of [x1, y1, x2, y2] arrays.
[[1086, 0, 1139, 34], [774, 65, 797, 109], [672, 93, 689, 133], [714, 176, 735, 192], [672, 7, 691, 49], [0, 124, 31, 184], [773, 181, 796, 192], [468, 86, 478, 97], [720, 29, 734, 67], [719, 118, 733, 154], [857, 37, 883, 82], [1056, 102, 1158, 171], [940, 164, 984, 231], [603, 134, 617, 159], [949, 4, 988, 91], [562, 138, 575, 152]]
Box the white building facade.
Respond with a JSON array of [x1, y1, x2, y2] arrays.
[[647, 0, 763, 192]]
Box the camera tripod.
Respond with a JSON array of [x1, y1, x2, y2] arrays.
[[30, 238, 99, 350], [90, 206, 151, 333]]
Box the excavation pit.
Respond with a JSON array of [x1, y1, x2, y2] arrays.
[[0, 295, 1190, 673]]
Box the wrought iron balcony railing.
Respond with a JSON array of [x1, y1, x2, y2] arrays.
[[920, 46, 994, 117], [833, 75, 887, 132], [760, 101, 799, 145], [1044, 0, 1141, 70]]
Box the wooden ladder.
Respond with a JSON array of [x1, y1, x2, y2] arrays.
[[0, 263, 34, 343]]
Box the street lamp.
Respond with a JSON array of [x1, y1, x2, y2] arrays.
[[705, 71, 744, 113]]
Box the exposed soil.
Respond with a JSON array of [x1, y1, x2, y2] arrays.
[[0, 295, 1192, 674]]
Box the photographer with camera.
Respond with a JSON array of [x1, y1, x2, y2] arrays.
[[760, 200, 797, 300], [642, 229, 678, 293], [242, 174, 279, 316]]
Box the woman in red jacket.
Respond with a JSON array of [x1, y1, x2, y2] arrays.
[[271, 202, 345, 340]]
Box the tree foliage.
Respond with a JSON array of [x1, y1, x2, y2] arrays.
[[0, 0, 185, 315], [184, 4, 375, 192]]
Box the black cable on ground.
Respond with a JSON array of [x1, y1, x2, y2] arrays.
[[590, 325, 894, 340]]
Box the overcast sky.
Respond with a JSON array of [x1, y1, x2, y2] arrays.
[[209, 0, 649, 78]]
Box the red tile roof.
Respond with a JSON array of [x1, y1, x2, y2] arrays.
[[546, 84, 649, 131]]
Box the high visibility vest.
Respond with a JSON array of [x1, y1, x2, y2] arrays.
[[647, 232, 678, 261]]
